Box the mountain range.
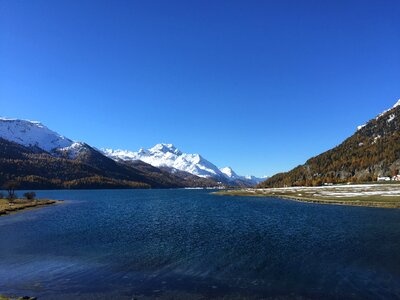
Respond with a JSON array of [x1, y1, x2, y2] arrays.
[[258, 99, 400, 188], [103, 145, 265, 186], [2, 98, 398, 190], [0, 118, 262, 189]]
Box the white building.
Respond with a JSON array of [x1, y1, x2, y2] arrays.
[[377, 177, 391, 182], [392, 175, 400, 181]]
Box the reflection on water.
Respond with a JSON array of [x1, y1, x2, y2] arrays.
[[0, 189, 399, 299]]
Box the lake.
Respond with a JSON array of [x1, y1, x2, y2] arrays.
[[0, 189, 399, 299]]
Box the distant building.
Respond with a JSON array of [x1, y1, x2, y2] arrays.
[[392, 175, 400, 181], [377, 177, 391, 182]]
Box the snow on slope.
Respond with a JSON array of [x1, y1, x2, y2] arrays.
[[376, 99, 400, 120], [244, 175, 269, 185], [57, 142, 89, 159], [103, 144, 227, 178], [220, 166, 267, 184], [0, 117, 263, 184], [357, 99, 400, 131], [104, 144, 263, 185], [220, 167, 241, 179], [0, 118, 73, 152]]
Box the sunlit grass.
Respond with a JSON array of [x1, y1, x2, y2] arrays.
[[214, 184, 400, 208], [0, 198, 59, 216]]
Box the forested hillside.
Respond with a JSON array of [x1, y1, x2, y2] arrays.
[[0, 138, 219, 189], [259, 101, 400, 188]]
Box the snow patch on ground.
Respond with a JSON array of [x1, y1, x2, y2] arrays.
[[387, 114, 396, 123], [376, 99, 400, 121], [372, 135, 381, 144], [257, 184, 400, 198], [357, 124, 366, 131]]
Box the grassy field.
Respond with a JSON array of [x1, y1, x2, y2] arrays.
[[214, 184, 400, 208], [0, 198, 59, 216]]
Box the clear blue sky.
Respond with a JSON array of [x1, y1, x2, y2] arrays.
[[1, 0, 399, 177]]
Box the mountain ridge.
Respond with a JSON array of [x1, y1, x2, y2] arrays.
[[258, 99, 400, 188], [0, 119, 226, 189], [0, 118, 252, 189], [103, 144, 261, 186]]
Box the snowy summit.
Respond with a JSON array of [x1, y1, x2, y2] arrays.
[[103, 143, 263, 185], [0, 117, 263, 186], [0, 118, 73, 152], [219, 167, 241, 179], [103, 143, 226, 178]]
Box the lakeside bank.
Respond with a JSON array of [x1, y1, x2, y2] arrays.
[[213, 184, 400, 208], [0, 198, 61, 216]]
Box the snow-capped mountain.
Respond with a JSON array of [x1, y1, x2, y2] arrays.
[[0, 118, 74, 152], [56, 142, 92, 159], [103, 144, 260, 185], [219, 166, 240, 179], [220, 166, 267, 184], [0, 117, 261, 187], [0, 118, 95, 160], [244, 175, 269, 185], [103, 144, 227, 179]]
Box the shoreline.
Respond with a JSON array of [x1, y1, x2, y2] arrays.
[[213, 184, 400, 208], [0, 199, 62, 217], [0, 295, 36, 300]]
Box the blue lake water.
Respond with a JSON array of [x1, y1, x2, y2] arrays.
[[0, 189, 400, 299]]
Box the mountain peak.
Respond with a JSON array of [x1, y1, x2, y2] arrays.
[[149, 143, 181, 155], [138, 147, 148, 155], [104, 144, 226, 178], [393, 99, 400, 109], [0, 117, 261, 188], [221, 166, 233, 171], [0, 117, 73, 152], [220, 166, 238, 178], [102, 144, 261, 185], [0, 117, 45, 128]]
